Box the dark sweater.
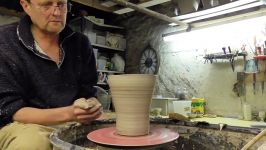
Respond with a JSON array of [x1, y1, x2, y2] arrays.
[[0, 16, 97, 127]]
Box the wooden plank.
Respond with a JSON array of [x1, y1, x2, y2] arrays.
[[167, 7, 266, 33], [111, 0, 187, 27], [92, 43, 125, 51], [83, 16, 124, 29], [114, 0, 171, 14], [72, 0, 116, 12]]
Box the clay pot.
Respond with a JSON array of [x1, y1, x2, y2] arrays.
[[108, 74, 156, 136]]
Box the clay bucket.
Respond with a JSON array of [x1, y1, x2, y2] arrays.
[[108, 74, 156, 136]]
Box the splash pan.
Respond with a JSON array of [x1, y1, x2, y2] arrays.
[[87, 127, 179, 147]]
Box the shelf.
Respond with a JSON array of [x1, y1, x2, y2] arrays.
[[203, 51, 247, 72], [97, 70, 124, 74], [84, 16, 124, 29], [97, 82, 108, 85], [203, 52, 247, 60], [92, 43, 125, 51]]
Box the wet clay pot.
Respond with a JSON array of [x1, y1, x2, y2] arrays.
[[108, 74, 156, 136]]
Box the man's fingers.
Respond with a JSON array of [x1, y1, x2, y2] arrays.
[[73, 104, 102, 115], [73, 98, 97, 109], [89, 103, 102, 113], [72, 97, 103, 124], [76, 110, 102, 120]]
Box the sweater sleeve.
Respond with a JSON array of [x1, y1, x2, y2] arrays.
[[77, 36, 98, 99], [0, 55, 27, 127]]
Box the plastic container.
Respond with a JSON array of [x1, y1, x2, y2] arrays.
[[97, 57, 107, 70], [191, 98, 205, 114], [151, 98, 178, 115], [94, 86, 111, 111], [172, 100, 192, 117]]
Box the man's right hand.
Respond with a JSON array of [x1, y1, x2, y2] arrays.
[[12, 98, 102, 126], [72, 97, 102, 124]]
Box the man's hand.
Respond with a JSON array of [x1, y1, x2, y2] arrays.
[[73, 97, 103, 124], [12, 98, 102, 125]]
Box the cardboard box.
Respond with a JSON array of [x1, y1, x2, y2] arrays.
[[201, 0, 212, 9], [119, 38, 127, 50], [177, 0, 200, 14], [151, 98, 179, 116], [219, 0, 231, 5], [202, 0, 231, 9], [87, 32, 96, 44], [96, 35, 106, 46], [93, 48, 98, 60]]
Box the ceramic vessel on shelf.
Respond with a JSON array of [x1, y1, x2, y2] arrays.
[[108, 74, 156, 136], [97, 56, 107, 70], [244, 59, 258, 73], [111, 54, 125, 72], [243, 103, 252, 121]]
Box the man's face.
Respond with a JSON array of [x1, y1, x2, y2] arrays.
[[21, 0, 67, 34]]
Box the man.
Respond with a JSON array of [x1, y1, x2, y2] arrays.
[[0, 0, 102, 149]]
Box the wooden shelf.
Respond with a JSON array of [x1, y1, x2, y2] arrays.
[[84, 16, 124, 29], [97, 82, 108, 85], [92, 43, 125, 52], [203, 52, 247, 60], [97, 70, 124, 74]]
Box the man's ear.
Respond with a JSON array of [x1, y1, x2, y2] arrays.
[[20, 0, 31, 14]]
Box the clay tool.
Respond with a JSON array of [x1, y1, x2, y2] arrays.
[[228, 46, 232, 53], [262, 81, 264, 94], [241, 129, 266, 150], [253, 73, 256, 95], [222, 47, 226, 54]]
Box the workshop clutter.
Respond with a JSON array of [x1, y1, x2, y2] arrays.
[[151, 96, 206, 118], [69, 16, 126, 50], [86, 28, 126, 50]]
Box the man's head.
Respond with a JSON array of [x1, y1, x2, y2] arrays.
[[20, 0, 68, 35]]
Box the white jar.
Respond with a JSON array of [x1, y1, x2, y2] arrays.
[[243, 103, 252, 121], [210, 0, 219, 7], [111, 54, 125, 72], [97, 57, 107, 70]]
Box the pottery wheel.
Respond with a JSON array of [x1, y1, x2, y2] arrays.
[[87, 127, 179, 148]]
